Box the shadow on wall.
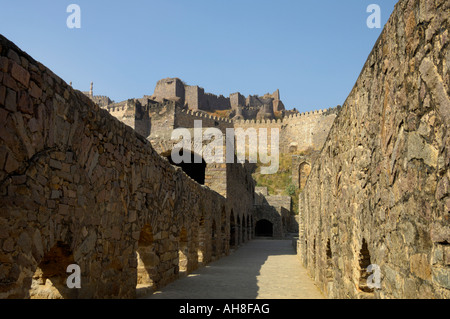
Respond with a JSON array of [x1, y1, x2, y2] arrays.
[[145, 240, 296, 299]]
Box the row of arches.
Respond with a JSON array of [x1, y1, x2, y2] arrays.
[[135, 209, 265, 295], [28, 214, 275, 298]]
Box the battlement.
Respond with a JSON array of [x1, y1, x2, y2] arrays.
[[178, 108, 234, 124], [152, 77, 284, 117], [173, 104, 339, 126], [234, 106, 339, 125]]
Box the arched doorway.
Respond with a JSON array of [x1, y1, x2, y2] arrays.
[[299, 162, 311, 190], [29, 241, 77, 299], [178, 227, 189, 276], [164, 149, 206, 185], [221, 208, 227, 256], [255, 219, 273, 237], [211, 219, 217, 261], [198, 215, 206, 265], [242, 216, 247, 243], [229, 210, 236, 249], [136, 224, 158, 296], [237, 215, 241, 245], [247, 215, 252, 241]]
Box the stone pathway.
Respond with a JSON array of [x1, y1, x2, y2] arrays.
[[143, 239, 324, 299]]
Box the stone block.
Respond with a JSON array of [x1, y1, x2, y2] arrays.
[[17, 91, 32, 114], [410, 254, 432, 280], [4, 152, 20, 173], [432, 267, 450, 290], [4, 88, 16, 112], [49, 159, 62, 170], [11, 62, 30, 87], [444, 246, 450, 266], [2, 73, 18, 91], [29, 81, 42, 99], [0, 85, 6, 105], [0, 56, 8, 72]]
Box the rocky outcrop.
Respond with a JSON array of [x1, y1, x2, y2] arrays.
[[298, 0, 449, 298]]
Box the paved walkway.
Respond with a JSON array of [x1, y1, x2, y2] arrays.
[[143, 239, 324, 299]]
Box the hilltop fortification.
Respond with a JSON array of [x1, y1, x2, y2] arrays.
[[148, 77, 286, 121]]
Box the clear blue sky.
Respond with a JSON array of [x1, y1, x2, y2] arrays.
[[0, 0, 397, 112]]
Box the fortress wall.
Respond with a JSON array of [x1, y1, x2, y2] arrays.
[[299, 0, 450, 299], [283, 112, 337, 153], [104, 103, 127, 119], [0, 35, 255, 298], [174, 108, 234, 133], [226, 162, 256, 241], [230, 92, 246, 109], [91, 96, 112, 108], [184, 85, 201, 110], [148, 101, 176, 142], [201, 93, 231, 111], [153, 78, 185, 102], [233, 109, 337, 154]]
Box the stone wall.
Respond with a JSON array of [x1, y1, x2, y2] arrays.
[[147, 100, 177, 145], [234, 108, 338, 154], [150, 77, 286, 116], [174, 108, 234, 133], [152, 78, 184, 103], [254, 188, 294, 238], [0, 34, 255, 299], [298, 0, 449, 299]]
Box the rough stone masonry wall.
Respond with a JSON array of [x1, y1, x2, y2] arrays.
[[234, 109, 337, 155], [299, 0, 449, 299], [0, 34, 253, 298]]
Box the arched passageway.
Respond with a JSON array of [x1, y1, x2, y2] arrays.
[[178, 227, 189, 275], [136, 224, 158, 295], [298, 162, 311, 190], [164, 149, 206, 185], [229, 210, 236, 249], [255, 219, 273, 237], [29, 241, 77, 299]]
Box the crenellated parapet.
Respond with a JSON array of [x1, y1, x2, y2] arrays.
[[178, 108, 234, 124], [234, 106, 340, 126]]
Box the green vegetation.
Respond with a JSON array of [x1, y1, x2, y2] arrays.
[[252, 153, 301, 215]]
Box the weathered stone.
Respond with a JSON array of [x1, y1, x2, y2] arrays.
[[0, 85, 6, 105], [29, 81, 42, 99], [432, 267, 450, 290], [410, 254, 432, 280], [298, 0, 450, 299], [4, 88, 17, 112], [17, 232, 32, 253], [11, 62, 30, 87], [4, 152, 20, 173], [17, 91, 33, 114], [2, 237, 14, 252]]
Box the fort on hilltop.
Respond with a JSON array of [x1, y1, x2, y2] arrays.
[[0, 0, 448, 300], [84, 77, 304, 121]]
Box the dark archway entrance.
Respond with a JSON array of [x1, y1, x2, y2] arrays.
[[229, 210, 236, 249], [165, 149, 206, 185], [255, 219, 273, 237]]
